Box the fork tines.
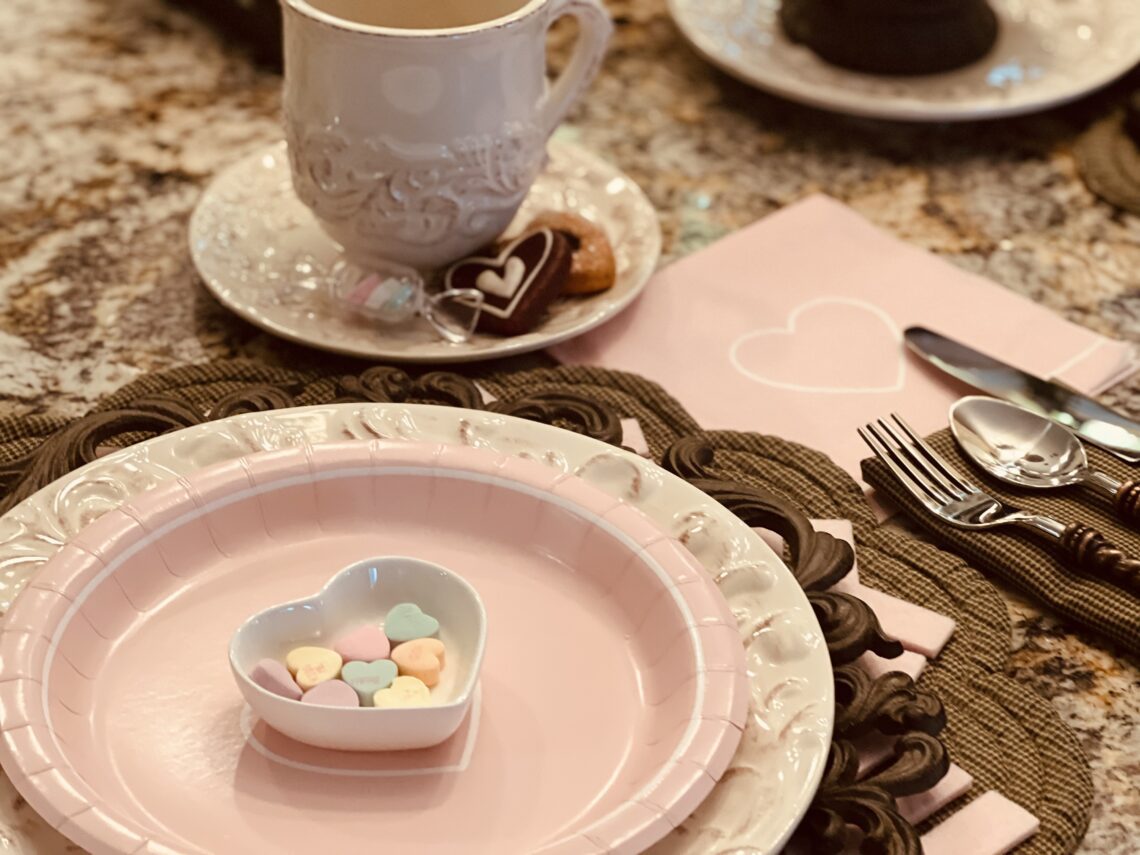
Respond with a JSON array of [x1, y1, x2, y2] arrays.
[[858, 414, 977, 510]]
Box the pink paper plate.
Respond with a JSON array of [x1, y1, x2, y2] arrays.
[[0, 441, 748, 854]]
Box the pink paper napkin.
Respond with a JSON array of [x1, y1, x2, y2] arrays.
[[921, 791, 1039, 855], [556, 195, 1136, 480]]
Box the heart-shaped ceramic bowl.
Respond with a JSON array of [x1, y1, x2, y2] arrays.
[[230, 555, 486, 751]]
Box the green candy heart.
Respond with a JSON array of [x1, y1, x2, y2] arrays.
[[341, 659, 398, 706], [384, 602, 440, 644]]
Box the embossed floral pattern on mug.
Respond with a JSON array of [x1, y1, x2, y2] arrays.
[[280, 0, 614, 269]]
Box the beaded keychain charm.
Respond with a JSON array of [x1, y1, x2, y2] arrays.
[[328, 261, 484, 343]]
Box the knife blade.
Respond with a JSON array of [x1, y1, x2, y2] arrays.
[[904, 326, 1140, 463]]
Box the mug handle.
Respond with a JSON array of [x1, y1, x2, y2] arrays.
[[538, 0, 614, 135]]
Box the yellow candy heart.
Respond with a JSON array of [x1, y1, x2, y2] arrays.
[[373, 675, 431, 708], [391, 638, 446, 688], [285, 646, 343, 691]]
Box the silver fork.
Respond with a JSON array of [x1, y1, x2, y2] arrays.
[[859, 413, 1140, 594]]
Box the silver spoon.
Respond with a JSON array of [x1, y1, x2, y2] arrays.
[[950, 396, 1140, 526]]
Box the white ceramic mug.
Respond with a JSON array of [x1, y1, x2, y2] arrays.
[[281, 0, 613, 270]]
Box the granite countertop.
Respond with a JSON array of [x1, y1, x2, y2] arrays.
[[1, 0, 1138, 851]]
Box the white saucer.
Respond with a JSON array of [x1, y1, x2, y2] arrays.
[[668, 0, 1140, 122], [189, 140, 661, 363]]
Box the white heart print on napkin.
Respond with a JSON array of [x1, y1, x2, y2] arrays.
[[554, 195, 1136, 480], [730, 297, 905, 393]]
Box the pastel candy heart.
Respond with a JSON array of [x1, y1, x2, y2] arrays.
[[391, 637, 446, 688], [384, 602, 439, 643], [341, 659, 399, 706], [372, 675, 431, 708], [249, 658, 301, 701], [301, 679, 360, 707], [333, 625, 390, 663], [285, 646, 343, 691]]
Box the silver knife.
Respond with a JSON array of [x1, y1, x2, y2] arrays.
[[904, 326, 1140, 464]]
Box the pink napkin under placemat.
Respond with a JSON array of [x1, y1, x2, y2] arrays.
[[556, 195, 1136, 480]]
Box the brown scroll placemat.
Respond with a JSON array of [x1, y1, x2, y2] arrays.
[[0, 360, 1092, 854], [862, 428, 1140, 655]]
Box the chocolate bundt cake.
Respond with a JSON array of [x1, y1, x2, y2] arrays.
[[779, 0, 1000, 76]]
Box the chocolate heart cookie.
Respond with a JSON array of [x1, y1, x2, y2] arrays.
[[443, 228, 571, 336]]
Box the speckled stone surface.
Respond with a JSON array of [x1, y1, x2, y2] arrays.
[[0, 0, 1138, 851]]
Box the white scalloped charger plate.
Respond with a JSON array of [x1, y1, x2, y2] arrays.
[[669, 0, 1140, 121], [189, 140, 661, 362], [0, 405, 833, 854]]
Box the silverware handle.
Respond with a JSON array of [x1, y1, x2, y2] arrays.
[[1081, 471, 1140, 529], [1114, 479, 1140, 528], [1058, 523, 1140, 595]]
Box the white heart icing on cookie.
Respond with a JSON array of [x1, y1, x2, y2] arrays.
[[475, 257, 527, 299], [442, 228, 564, 332]]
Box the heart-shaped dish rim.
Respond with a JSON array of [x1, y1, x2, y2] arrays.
[[229, 554, 487, 722]]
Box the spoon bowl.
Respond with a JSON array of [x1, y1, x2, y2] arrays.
[[949, 396, 1090, 490]]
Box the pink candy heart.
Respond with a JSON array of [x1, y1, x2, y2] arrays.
[[333, 625, 391, 663], [250, 658, 301, 700], [301, 679, 360, 707]]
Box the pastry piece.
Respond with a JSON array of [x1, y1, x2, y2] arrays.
[[525, 211, 617, 295], [444, 228, 572, 336], [779, 0, 999, 76]]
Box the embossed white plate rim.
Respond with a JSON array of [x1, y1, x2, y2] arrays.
[[668, 0, 1140, 121], [0, 404, 833, 854], [188, 139, 662, 363]]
